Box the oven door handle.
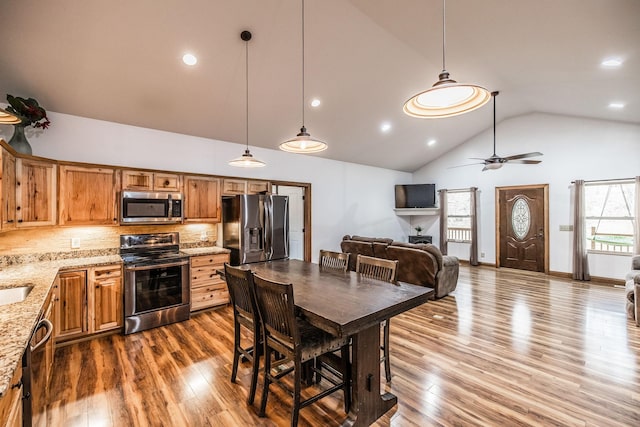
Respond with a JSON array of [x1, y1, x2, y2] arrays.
[[30, 318, 53, 352], [124, 260, 189, 271]]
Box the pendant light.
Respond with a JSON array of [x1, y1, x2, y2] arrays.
[[229, 30, 266, 168], [0, 110, 21, 124], [403, 0, 490, 119], [279, 0, 327, 154]]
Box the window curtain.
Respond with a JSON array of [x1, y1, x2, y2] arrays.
[[469, 187, 479, 266], [439, 189, 448, 255], [572, 180, 590, 280], [635, 176, 640, 256]]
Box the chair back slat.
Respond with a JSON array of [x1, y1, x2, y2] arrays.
[[224, 263, 257, 320], [253, 274, 298, 349], [319, 250, 350, 272], [355, 254, 398, 283]]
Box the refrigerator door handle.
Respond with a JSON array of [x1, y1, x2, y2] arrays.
[[265, 196, 273, 259]]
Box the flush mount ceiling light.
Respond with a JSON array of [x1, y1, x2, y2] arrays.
[[182, 53, 197, 66], [0, 110, 21, 124], [403, 0, 491, 119], [229, 31, 266, 168], [279, 0, 327, 154], [601, 57, 623, 67]]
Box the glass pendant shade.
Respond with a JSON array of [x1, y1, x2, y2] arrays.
[[0, 110, 21, 124], [403, 71, 491, 118], [279, 126, 327, 153], [228, 149, 266, 168]]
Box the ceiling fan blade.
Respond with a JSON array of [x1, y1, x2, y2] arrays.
[[506, 159, 542, 164], [503, 152, 543, 160], [447, 162, 485, 169]]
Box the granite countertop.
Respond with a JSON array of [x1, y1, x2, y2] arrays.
[[181, 246, 230, 257], [0, 255, 122, 398]]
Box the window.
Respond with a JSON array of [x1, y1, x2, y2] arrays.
[[447, 191, 472, 242], [585, 180, 635, 254]]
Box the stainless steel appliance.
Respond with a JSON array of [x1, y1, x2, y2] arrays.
[[120, 191, 183, 224], [120, 232, 190, 334], [22, 316, 53, 427], [222, 194, 289, 265]]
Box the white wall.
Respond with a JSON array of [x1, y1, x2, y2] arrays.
[[412, 113, 640, 280], [0, 111, 411, 261]]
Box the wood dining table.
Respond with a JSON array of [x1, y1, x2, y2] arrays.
[[241, 259, 434, 426]]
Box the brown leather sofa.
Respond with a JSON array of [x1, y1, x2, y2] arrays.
[[340, 235, 459, 299]]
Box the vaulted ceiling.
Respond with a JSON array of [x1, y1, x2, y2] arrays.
[[1, 0, 638, 172]]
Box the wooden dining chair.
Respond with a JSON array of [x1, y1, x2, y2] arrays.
[[355, 254, 398, 382], [318, 250, 350, 272], [224, 263, 261, 405], [252, 273, 351, 427]]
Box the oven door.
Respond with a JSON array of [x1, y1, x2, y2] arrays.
[[124, 260, 190, 316], [123, 260, 190, 334]]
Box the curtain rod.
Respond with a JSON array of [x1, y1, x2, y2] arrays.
[[571, 177, 635, 184], [438, 187, 477, 193]]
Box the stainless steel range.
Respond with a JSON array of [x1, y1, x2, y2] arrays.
[[120, 232, 190, 334]]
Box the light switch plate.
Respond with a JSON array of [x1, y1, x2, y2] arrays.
[[559, 225, 573, 231], [71, 238, 80, 249]]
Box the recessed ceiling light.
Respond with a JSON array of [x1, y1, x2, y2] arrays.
[[182, 53, 198, 66], [601, 58, 622, 67], [608, 102, 625, 109], [310, 99, 321, 107], [381, 122, 392, 132], [427, 139, 436, 147]]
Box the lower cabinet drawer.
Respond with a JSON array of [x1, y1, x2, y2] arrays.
[[191, 283, 229, 311]]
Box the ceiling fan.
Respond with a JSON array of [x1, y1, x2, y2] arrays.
[[452, 91, 542, 171]]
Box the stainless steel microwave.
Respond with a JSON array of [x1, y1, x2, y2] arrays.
[[120, 191, 183, 224]]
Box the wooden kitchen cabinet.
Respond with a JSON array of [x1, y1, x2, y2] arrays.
[[15, 157, 57, 227], [55, 270, 87, 341], [55, 264, 123, 342], [247, 180, 271, 194], [183, 175, 221, 223], [121, 169, 182, 192], [222, 178, 271, 196], [190, 253, 230, 311], [58, 164, 119, 225], [90, 265, 123, 332], [1, 147, 16, 230], [0, 362, 22, 427]]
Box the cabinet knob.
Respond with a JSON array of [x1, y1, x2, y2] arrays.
[[164, 180, 170, 186], [7, 219, 14, 223], [11, 379, 22, 389], [17, 219, 23, 223], [96, 285, 100, 289], [16, 206, 21, 211]]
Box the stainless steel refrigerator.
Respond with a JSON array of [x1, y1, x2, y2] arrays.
[[222, 194, 289, 265]]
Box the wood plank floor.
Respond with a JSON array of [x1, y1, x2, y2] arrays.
[[45, 265, 640, 426]]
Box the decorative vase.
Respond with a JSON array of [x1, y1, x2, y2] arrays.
[[8, 124, 32, 155]]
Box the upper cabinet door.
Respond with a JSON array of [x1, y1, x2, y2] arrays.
[[1, 148, 17, 230], [121, 170, 182, 192], [222, 178, 247, 195], [183, 175, 221, 223], [59, 165, 120, 225], [15, 158, 57, 227]]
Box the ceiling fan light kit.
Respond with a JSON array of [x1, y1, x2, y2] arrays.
[[229, 30, 266, 168], [403, 0, 490, 119], [279, 0, 327, 154]]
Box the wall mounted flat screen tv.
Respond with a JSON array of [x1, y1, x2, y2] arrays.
[[395, 184, 436, 208]]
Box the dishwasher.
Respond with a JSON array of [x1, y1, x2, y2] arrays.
[[22, 315, 54, 427]]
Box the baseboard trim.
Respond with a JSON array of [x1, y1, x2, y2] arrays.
[[458, 261, 624, 286]]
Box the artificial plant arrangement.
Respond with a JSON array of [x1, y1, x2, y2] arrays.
[[414, 225, 423, 235], [5, 94, 51, 129]]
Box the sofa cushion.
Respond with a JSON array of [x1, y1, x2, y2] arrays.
[[351, 235, 394, 244], [385, 245, 438, 287]]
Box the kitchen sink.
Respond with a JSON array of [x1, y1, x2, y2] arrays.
[[0, 285, 34, 306]]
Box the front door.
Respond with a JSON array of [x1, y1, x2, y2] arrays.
[[496, 184, 548, 272]]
